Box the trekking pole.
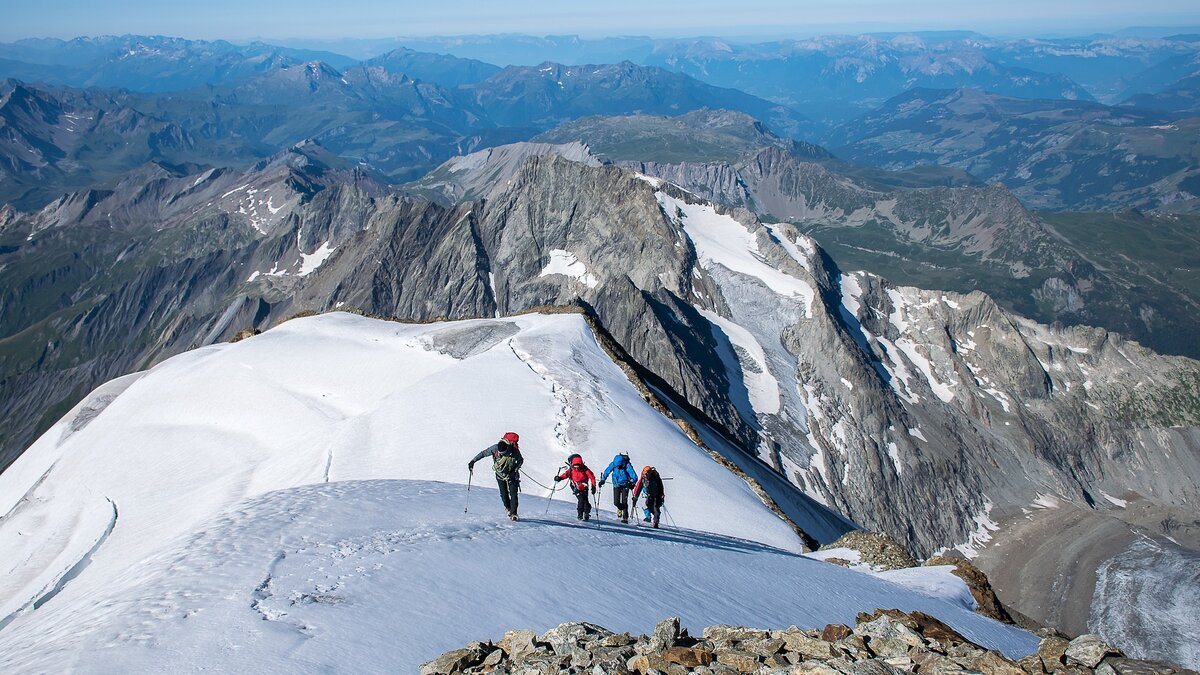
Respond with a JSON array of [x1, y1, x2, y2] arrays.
[[464, 469, 473, 513], [663, 504, 678, 528], [544, 481, 557, 515], [544, 465, 564, 515]]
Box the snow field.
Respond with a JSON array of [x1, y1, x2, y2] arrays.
[[656, 191, 816, 316], [0, 313, 800, 636], [0, 481, 1038, 672]]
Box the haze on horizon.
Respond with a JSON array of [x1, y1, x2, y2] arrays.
[[4, 0, 1200, 43]]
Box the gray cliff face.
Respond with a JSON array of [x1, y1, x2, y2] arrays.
[[295, 156, 755, 447], [621, 147, 1200, 361]]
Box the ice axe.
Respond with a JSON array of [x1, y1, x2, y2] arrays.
[[464, 467, 473, 513]]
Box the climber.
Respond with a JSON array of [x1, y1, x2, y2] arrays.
[[632, 465, 665, 528], [598, 452, 638, 523], [554, 453, 597, 521], [468, 432, 524, 521]]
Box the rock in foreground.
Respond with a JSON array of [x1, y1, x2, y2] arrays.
[[423, 611, 1195, 674]]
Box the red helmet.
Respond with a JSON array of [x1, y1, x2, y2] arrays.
[[571, 455, 584, 465], [502, 432, 519, 444]]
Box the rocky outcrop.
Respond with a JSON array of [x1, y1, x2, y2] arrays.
[[819, 531, 919, 571], [924, 554, 1014, 625], [422, 613, 1192, 675]]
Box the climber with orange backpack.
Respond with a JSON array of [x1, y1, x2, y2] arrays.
[[632, 465, 665, 528], [554, 453, 597, 521]]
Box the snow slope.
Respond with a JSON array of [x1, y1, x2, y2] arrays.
[[0, 314, 799, 632], [0, 312, 1036, 670], [0, 481, 1037, 672]]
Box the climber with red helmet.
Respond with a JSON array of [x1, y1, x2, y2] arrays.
[[468, 432, 524, 521], [554, 453, 597, 521]]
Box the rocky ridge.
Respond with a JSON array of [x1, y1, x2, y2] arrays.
[[421, 613, 1193, 675]]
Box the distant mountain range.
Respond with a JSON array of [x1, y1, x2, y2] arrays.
[[357, 32, 1200, 122], [0, 53, 809, 208], [827, 87, 1200, 212], [4, 33, 1200, 129]]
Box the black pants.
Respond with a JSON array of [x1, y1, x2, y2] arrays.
[[496, 475, 519, 516], [613, 485, 631, 518], [644, 497, 662, 527], [573, 488, 592, 519]]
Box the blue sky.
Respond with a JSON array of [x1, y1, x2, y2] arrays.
[[3, 0, 1200, 41]]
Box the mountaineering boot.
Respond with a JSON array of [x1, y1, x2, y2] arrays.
[[509, 513, 519, 521]]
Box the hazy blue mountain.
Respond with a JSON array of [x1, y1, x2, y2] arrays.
[[641, 35, 1096, 126], [1122, 72, 1200, 114], [0, 80, 258, 209], [392, 34, 659, 67], [0, 36, 358, 91], [981, 36, 1198, 103], [1121, 52, 1200, 114], [1117, 50, 1200, 101], [458, 60, 812, 138], [828, 87, 1200, 212], [362, 47, 501, 86]]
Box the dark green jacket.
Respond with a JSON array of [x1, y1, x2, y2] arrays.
[[469, 442, 524, 479]]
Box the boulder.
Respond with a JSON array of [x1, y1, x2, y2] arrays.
[[1065, 635, 1121, 668], [1035, 636, 1070, 668], [420, 647, 482, 675], [847, 659, 905, 675], [663, 646, 714, 668], [853, 616, 925, 651], [822, 624, 854, 642], [481, 648, 504, 668], [855, 609, 968, 646], [651, 616, 682, 650], [592, 659, 633, 675], [912, 649, 975, 675], [716, 649, 763, 673], [745, 638, 788, 657], [781, 630, 838, 659], [600, 633, 636, 648], [964, 650, 1024, 675], [792, 660, 844, 675], [539, 622, 613, 656], [1017, 653, 1046, 674], [498, 629, 539, 662], [704, 625, 772, 642], [867, 637, 916, 659], [628, 652, 672, 674]]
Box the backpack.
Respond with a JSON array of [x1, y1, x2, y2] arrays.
[[493, 448, 520, 478]]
